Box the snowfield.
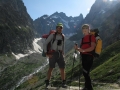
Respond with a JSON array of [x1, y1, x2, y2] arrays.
[[12, 38, 43, 60]]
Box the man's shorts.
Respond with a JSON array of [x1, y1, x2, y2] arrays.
[[49, 51, 65, 68]]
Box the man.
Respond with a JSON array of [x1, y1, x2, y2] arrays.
[[74, 24, 96, 90], [43, 23, 67, 88]]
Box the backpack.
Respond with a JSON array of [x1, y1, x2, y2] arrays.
[[81, 29, 102, 57], [42, 30, 64, 57]]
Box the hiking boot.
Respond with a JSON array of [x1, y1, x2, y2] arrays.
[[62, 80, 67, 88], [45, 80, 49, 88]]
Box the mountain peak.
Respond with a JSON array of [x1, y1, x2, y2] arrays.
[[51, 12, 66, 17], [59, 12, 66, 16], [34, 12, 83, 35], [79, 13, 83, 18]]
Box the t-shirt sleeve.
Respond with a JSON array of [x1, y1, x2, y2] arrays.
[[91, 35, 96, 43]]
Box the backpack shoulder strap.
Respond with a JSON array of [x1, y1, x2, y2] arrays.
[[52, 33, 65, 44], [80, 38, 84, 47], [52, 32, 57, 44], [61, 33, 65, 41], [89, 35, 92, 43], [88, 35, 92, 46], [80, 35, 92, 47]]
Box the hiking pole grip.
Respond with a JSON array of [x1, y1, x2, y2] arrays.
[[75, 43, 78, 46], [75, 43, 78, 53]]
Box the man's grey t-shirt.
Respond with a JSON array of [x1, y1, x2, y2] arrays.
[[43, 33, 65, 53]]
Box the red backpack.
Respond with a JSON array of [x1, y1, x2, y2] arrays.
[[42, 30, 64, 57]]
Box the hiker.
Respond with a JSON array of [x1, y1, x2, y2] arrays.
[[74, 24, 96, 90], [43, 23, 67, 88]]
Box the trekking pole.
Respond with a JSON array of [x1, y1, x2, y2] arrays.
[[69, 43, 77, 90], [78, 50, 82, 90], [79, 57, 81, 90], [74, 43, 81, 90]]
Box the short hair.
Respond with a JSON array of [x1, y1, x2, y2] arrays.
[[82, 24, 90, 29]]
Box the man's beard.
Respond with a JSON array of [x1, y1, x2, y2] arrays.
[[57, 31, 62, 34]]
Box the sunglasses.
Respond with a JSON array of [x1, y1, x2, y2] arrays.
[[56, 26, 63, 29]]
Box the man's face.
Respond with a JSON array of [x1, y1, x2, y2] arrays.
[[82, 27, 89, 35], [56, 26, 63, 33]]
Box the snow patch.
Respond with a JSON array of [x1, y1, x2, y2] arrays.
[[33, 38, 42, 53], [51, 15, 58, 19], [43, 16, 48, 19], [47, 21, 51, 24], [60, 17, 70, 29], [52, 20, 55, 22], [43, 17, 47, 19], [70, 20, 75, 22], [18, 26, 21, 29], [12, 38, 43, 60], [66, 33, 76, 37], [12, 52, 30, 60], [99, 10, 106, 14]]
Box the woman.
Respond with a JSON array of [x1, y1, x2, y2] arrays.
[[74, 24, 96, 90]]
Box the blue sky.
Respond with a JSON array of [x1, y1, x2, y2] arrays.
[[23, 0, 96, 20]]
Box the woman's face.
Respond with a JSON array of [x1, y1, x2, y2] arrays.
[[82, 27, 90, 35]]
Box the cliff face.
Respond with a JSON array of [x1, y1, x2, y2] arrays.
[[0, 0, 34, 54], [83, 0, 119, 27], [99, 2, 120, 47], [84, 0, 120, 47], [70, 0, 120, 48]]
